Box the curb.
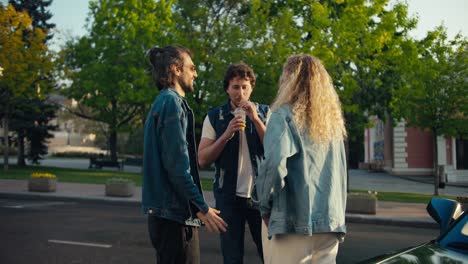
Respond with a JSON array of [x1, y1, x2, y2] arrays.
[[0, 191, 439, 229], [392, 174, 468, 188], [0, 192, 141, 206], [346, 214, 438, 229]]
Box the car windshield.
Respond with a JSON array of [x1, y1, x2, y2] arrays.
[[438, 212, 468, 254]]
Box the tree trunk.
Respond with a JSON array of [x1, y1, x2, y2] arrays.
[[109, 130, 118, 162], [16, 132, 26, 166], [432, 130, 439, 196], [3, 115, 9, 171]]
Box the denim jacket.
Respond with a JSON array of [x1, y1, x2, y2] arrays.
[[256, 105, 347, 237], [142, 88, 208, 226], [207, 100, 269, 203]]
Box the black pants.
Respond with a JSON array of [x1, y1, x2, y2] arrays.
[[148, 215, 200, 264], [217, 196, 264, 264]]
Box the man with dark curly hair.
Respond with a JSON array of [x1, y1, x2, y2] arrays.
[[198, 62, 269, 264]]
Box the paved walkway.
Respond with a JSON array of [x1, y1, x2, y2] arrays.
[[1, 157, 467, 229], [347, 169, 467, 196], [0, 178, 437, 228]]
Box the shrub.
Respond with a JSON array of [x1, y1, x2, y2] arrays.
[[0, 145, 18, 156]]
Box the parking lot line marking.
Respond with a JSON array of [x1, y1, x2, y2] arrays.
[[3, 205, 24, 208], [48, 239, 112, 248], [1, 201, 74, 209]]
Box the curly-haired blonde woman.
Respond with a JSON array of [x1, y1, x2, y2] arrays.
[[256, 54, 347, 264]]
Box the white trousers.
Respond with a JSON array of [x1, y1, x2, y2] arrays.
[[262, 222, 339, 264]]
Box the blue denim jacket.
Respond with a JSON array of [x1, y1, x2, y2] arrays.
[[256, 105, 347, 237], [142, 88, 209, 226]]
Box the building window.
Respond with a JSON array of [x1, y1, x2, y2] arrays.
[[456, 139, 468, 170]]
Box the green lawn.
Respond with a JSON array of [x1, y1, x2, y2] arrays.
[[1, 165, 140, 185], [352, 189, 458, 204], [0, 165, 213, 189], [0, 165, 459, 204]]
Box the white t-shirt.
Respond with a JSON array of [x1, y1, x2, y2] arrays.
[[201, 115, 254, 198]]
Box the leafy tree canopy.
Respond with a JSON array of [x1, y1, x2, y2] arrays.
[[61, 0, 176, 160], [392, 27, 468, 138], [0, 4, 53, 169], [9, 0, 56, 41]]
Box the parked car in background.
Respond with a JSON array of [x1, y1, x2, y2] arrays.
[[359, 197, 467, 263]]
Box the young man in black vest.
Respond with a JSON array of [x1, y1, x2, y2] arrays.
[[198, 62, 269, 264]]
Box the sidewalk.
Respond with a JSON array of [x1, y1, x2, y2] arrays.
[[0, 178, 439, 229], [1, 157, 466, 229]]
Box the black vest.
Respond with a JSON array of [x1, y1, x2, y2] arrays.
[[207, 100, 269, 201]]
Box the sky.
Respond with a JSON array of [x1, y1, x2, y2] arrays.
[[3, 0, 468, 49], [402, 0, 467, 39]]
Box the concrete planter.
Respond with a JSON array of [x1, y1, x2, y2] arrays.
[[346, 192, 377, 215], [358, 162, 370, 170], [28, 178, 57, 192], [105, 181, 134, 197], [369, 161, 384, 172]]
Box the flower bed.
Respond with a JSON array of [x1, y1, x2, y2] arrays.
[[28, 173, 57, 192]]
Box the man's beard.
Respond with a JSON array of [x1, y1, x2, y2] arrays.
[[179, 76, 194, 94]]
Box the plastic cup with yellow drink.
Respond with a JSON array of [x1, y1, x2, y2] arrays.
[[234, 107, 246, 131]]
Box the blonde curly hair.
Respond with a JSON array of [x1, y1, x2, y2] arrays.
[[271, 54, 347, 143]]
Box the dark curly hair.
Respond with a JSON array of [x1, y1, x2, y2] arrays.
[[223, 62, 256, 91]]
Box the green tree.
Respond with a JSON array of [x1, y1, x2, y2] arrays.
[[9, 0, 56, 41], [0, 4, 50, 170], [61, 0, 175, 161], [172, 0, 250, 134], [9, 97, 58, 164], [171, 0, 298, 141], [25, 98, 58, 163], [173, 0, 419, 167], [392, 28, 468, 195], [295, 1, 418, 165], [8, 0, 57, 166]]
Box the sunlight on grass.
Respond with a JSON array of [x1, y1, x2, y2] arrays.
[[351, 189, 458, 204], [1, 165, 211, 189], [1, 165, 139, 185], [1, 166, 459, 204]]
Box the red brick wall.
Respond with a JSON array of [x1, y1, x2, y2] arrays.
[[406, 127, 433, 168]]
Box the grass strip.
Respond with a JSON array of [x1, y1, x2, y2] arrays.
[[348, 189, 458, 204], [0, 165, 459, 204], [0, 165, 139, 185]]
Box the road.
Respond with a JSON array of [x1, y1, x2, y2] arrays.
[[0, 198, 439, 264], [338, 223, 438, 263], [0, 198, 260, 264]]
